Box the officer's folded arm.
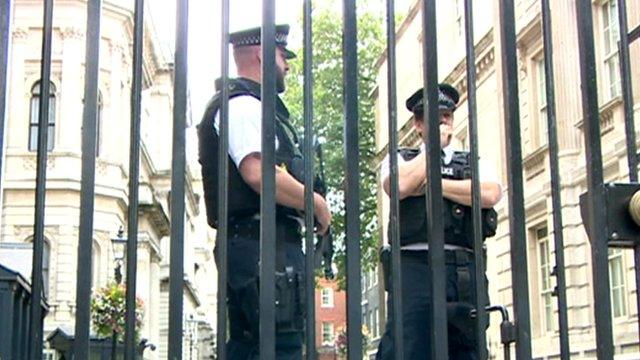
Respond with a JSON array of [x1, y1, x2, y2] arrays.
[[238, 152, 332, 234], [441, 178, 502, 208], [382, 152, 427, 200]]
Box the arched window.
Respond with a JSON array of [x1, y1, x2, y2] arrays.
[[28, 81, 56, 152], [42, 240, 51, 297], [92, 240, 101, 288], [96, 92, 103, 157]]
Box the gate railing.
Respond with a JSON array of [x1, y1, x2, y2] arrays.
[[0, 0, 639, 359]]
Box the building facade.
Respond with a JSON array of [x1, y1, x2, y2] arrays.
[[1, 1, 217, 359], [373, 0, 640, 358], [315, 278, 346, 359]]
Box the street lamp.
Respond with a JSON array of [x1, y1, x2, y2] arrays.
[[109, 226, 127, 360], [110, 226, 127, 285]]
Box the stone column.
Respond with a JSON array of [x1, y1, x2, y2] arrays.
[[58, 27, 84, 153]]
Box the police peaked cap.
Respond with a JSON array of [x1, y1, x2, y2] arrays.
[[229, 24, 296, 59], [405, 83, 460, 116]]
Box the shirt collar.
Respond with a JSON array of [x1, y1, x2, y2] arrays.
[[419, 144, 453, 164]]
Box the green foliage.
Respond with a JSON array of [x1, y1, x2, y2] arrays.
[[283, 1, 385, 288], [91, 282, 144, 341]]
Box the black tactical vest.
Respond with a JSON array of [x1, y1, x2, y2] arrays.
[[391, 148, 498, 248], [197, 78, 304, 228]]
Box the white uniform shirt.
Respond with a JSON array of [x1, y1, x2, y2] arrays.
[[213, 95, 279, 167], [379, 144, 501, 250]]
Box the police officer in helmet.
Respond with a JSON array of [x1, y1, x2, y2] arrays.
[[197, 24, 332, 359], [376, 84, 502, 359]]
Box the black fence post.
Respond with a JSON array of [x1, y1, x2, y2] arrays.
[[461, 0, 489, 358], [385, 0, 404, 359], [497, 0, 532, 358], [216, 0, 230, 359], [302, 0, 317, 358], [259, 2, 277, 359], [540, 1, 570, 358], [168, 0, 189, 358], [73, 1, 102, 358], [420, 1, 448, 358], [342, 1, 363, 358], [575, 0, 614, 358], [29, 1, 54, 358], [0, 0, 10, 193], [123, 0, 144, 358]]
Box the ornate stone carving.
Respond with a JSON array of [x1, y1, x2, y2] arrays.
[[61, 27, 84, 41], [12, 28, 29, 41]]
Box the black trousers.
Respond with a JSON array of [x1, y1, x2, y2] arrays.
[[215, 220, 304, 360], [376, 250, 482, 360]]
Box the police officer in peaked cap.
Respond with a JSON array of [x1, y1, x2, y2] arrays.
[[376, 84, 503, 359], [197, 24, 332, 359]]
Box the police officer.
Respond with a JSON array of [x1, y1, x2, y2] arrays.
[[376, 84, 502, 359], [197, 25, 332, 359]]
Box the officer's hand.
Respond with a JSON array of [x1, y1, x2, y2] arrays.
[[313, 193, 332, 235]]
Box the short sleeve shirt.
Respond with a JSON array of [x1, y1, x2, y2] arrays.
[[213, 95, 279, 167]]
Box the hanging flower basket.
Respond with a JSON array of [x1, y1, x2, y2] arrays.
[[90, 282, 144, 341]]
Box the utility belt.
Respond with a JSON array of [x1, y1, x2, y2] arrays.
[[379, 245, 474, 303], [227, 213, 302, 244]]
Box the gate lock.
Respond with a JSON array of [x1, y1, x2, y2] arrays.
[[580, 183, 640, 247]]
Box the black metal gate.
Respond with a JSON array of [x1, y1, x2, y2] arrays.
[[0, 0, 639, 359]]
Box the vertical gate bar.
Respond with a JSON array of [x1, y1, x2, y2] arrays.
[[123, 0, 144, 358], [216, 0, 230, 358], [420, 1, 448, 358], [540, 0, 570, 358], [385, 0, 404, 358], [259, 1, 277, 359], [0, 0, 10, 193], [302, 0, 316, 359], [342, 0, 362, 358], [575, 1, 614, 358], [168, 0, 189, 358], [29, 0, 53, 356], [462, 0, 488, 357], [73, 0, 102, 358], [617, 0, 640, 341], [617, 0, 637, 183], [497, 0, 532, 358]]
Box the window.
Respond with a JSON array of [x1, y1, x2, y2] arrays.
[[321, 322, 334, 345], [96, 92, 103, 156], [92, 241, 101, 289], [29, 81, 56, 151], [601, 0, 621, 100], [609, 248, 627, 318], [536, 58, 548, 147], [372, 307, 379, 338], [321, 287, 334, 308], [537, 226, 555, 332]]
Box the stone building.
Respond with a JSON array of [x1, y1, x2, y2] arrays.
[[0, 1, 217, 359], [373, 0, 640, 358]]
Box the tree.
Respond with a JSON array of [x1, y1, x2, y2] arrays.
[[283, 1, 385, 288]]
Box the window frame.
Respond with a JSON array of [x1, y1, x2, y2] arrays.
[[600, 0, 621, 101], [321, 287, 334, 308], [608, 248, 628, 318], [536, 226, 555, 333], [28, 81, 56, 152], [321, 322, 334, 345]]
